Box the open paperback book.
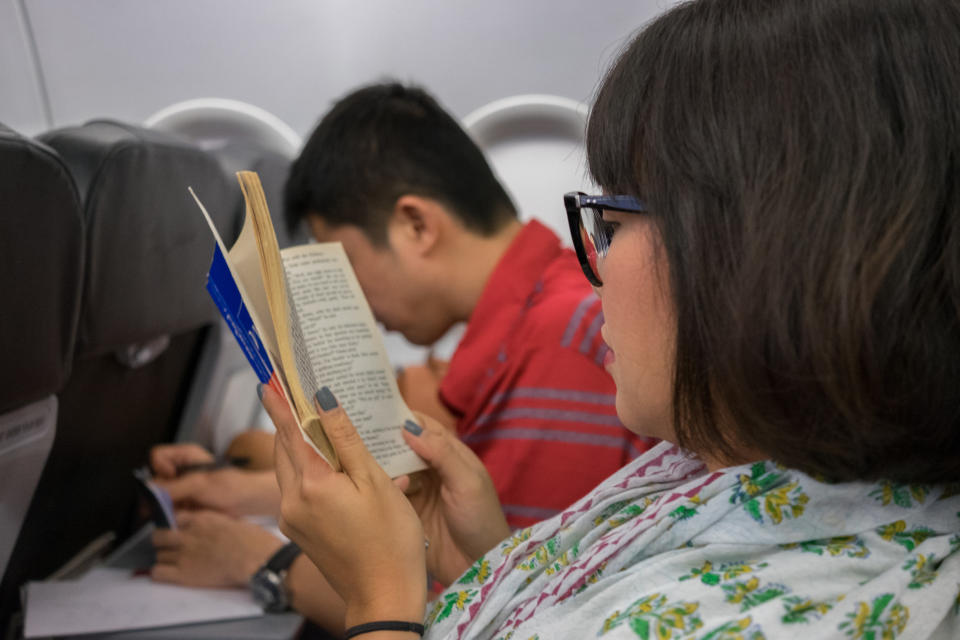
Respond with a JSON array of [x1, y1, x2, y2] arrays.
[[193, 171, 425, 477]]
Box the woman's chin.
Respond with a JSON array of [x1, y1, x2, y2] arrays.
[[615, 397, 673, 443]]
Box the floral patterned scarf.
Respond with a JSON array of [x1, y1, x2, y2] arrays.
[[423, 441, 960, 639]]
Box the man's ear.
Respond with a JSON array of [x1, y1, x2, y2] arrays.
[[390, 195, 446, 256], [306, 214, 328, 242]]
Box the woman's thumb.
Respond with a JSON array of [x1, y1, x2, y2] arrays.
[[401, 416, 469, 483]]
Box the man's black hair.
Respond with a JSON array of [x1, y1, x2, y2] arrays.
[[284, 82, 517, 243]]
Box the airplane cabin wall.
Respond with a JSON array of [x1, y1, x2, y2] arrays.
[[2, 0, 676, 137], [0, 0, 49, 134]]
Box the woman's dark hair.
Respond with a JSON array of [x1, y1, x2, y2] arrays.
[[588, 0, 960, 482], [284, 82, 516, 242]]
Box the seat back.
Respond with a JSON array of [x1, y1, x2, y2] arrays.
[[0, 121, 236, 627], [0, 123, 84, 631]]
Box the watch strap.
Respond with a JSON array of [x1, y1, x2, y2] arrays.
[[265, 541, 301, 573]]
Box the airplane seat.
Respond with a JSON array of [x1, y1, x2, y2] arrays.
[[0, 123, 84, 631], [462, 94, 594, 245], [0, 120, 237, 624]]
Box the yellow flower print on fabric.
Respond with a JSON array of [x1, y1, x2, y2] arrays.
[[678, 561, 768, 586], [760, 482, 810, 525], [458, 558, 492, 586], [781, 595, 836, 624], [677, 560, 785, 612], [599, 594, 702, 639], [902, 553, 938, 589], [729, 463, 809, 525], [780, 535, 870, 559], [869, 482, 930, 508], [500, 528, 532, 556], [545, 542, 580, 576], [839, 594, 909, 639], [426, 589, 478, 627], [593, 497, 655, 528], [519, 537, 561, 572], [699, 616, 766, 640], [721, 576, 789, 612], [876, 521, 936, 552]]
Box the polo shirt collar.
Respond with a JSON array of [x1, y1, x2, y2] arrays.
[[440, 219, 564, 416]]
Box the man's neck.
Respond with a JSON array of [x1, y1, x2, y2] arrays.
[[442, 218, 524, 323]]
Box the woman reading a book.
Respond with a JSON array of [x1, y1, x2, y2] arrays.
[[262, 0, 960, 637]]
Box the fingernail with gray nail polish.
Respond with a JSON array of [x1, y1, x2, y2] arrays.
[[316, 386, 338, 411], [404, 419, 422, 436], [256, 384, 264, 400]]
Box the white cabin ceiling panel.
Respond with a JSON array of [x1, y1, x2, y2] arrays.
[[23, 0, 672, 135]]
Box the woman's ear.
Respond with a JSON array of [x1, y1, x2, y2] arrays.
[[390, 195, 446, 256]]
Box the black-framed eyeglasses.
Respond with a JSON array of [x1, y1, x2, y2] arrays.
[[564, 191, 647, 286]]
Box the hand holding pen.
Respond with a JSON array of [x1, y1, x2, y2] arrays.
[[175, 456, 251, 476], [149, 442, 281, 517]]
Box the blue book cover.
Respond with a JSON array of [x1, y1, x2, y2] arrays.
[[191, 188, 285, 400]]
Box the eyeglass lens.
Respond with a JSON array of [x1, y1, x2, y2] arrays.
[[580, 206, 611, 281]]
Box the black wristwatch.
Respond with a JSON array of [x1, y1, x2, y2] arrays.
[[249, 541, 302, 613]]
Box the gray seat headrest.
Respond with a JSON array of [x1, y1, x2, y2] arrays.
[[40, 120, 236, 357]]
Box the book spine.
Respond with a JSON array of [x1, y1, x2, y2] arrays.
[[205, 245, 278, 392]]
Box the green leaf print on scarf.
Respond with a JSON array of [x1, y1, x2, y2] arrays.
[[593, 500, 632, 526], [545, 541, 580, 576], [780, 595, 837, 624], [730, 463, 783, 503], [721, 577, 789, 612], [902, 553, 938, 589], [668, 504, 699, 521], [699, 616, 766, 640], [458, 558, 492, 585], [838, 593, 909, 639], [500, 528, 533, 556], [426, 589, 478, 626], [519, 536, 561, 572], [780, 535, 870, 559], [678, 561, 769, 587], [729, 463, 809, 525], [876, 521, 936, 552], [598, 594, 702, 639], [677, 561, 786, 612], [869, 482, 930, 508], [593, 497, 656, 528]]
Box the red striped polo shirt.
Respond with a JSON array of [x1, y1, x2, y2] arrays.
[[439, 220, 655, 529]]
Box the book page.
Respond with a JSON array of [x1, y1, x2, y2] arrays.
[[225, 206, 282, 363], [24, 572, 262, 637], [281, 243, 426, 477]]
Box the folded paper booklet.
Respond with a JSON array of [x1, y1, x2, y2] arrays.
[[194, 171, 425, 477]]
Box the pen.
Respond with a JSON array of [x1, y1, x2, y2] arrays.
[[175, 456, 251, 476]]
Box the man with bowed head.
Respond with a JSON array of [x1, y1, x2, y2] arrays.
[[267, 0, 960, 638]]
